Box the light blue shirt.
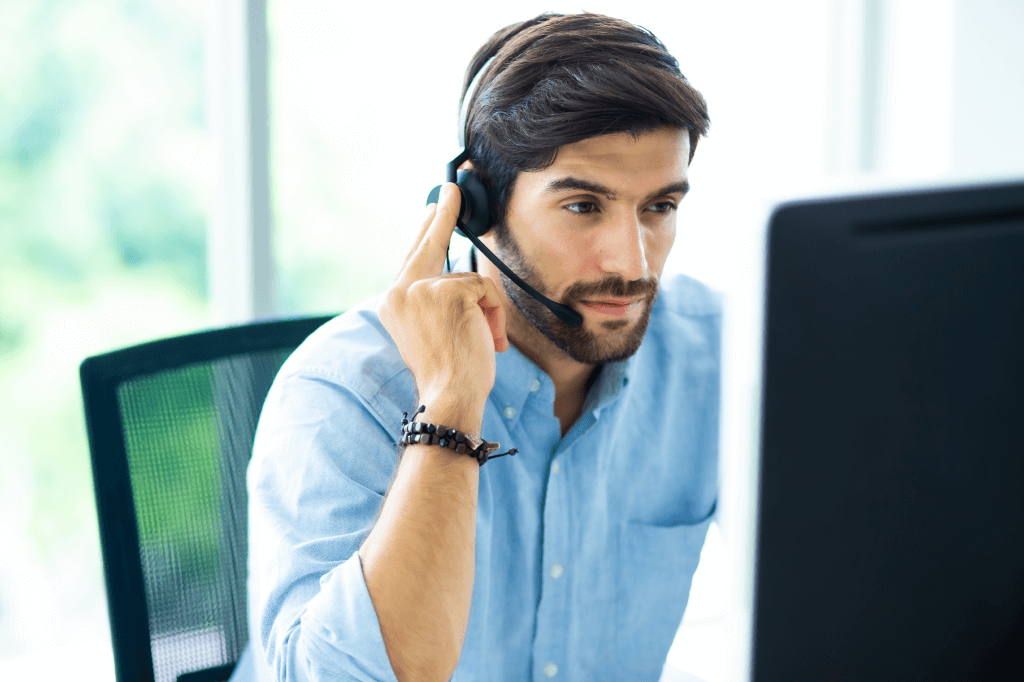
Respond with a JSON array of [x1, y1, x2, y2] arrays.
[[246, 245, 721, 682]]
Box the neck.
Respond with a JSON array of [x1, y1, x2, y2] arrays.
[[471, 245, 599, 433], [506, 307, 594, 397], [471, 245, 596, 395]]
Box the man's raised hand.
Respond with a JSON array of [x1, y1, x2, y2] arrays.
[[379, 183, 509, 424]]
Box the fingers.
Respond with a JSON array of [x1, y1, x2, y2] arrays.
[[393, 202, 438, 282], [396, 183, 462, 286], [387, 183, 508, 356], [393, 202, 438, 283], [409, 273, 508, 354], [475, 275, 509, 353]]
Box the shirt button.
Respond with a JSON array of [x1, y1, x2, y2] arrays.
[[550, 563, 564, 579], [543, 662, 558, 678], [530, 379, 541, 392], [503, 406, 516, 419], [550, 460, 560, 474]]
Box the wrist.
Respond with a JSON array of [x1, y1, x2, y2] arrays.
[[414, 394, 485, 435], [401, 402, 517, 466]]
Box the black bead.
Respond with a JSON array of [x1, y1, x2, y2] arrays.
[[427, 424, 436, 434]]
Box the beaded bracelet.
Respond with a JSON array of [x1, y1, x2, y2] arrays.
[[401, 405, 518, 466]]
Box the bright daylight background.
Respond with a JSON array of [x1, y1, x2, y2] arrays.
[[1, 1, 1021, 680]]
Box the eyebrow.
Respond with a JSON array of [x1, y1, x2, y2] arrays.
[[542, 176, 690, 202]]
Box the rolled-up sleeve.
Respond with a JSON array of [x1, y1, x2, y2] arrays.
[[248, 367, 401, 682]]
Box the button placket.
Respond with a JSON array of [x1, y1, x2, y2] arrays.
[[534, 430, 570, 682]]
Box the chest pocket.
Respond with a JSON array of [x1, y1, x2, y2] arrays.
[[615, 516, 713, 676]]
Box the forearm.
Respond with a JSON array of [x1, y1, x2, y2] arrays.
[[358, 401, 483, 682]]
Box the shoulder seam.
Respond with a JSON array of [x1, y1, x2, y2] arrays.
[[274, 364, 410, 440]]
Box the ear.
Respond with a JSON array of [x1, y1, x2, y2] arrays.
[[458, 159, 475, 172]]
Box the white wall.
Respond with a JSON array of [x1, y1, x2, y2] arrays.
[[951, 0, 1024, 179]]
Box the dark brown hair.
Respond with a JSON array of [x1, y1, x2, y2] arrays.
[[462, 12, 710, 230]]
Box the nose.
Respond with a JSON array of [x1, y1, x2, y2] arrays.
[[595, 208, 648, 284]]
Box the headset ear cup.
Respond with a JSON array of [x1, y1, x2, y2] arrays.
[[456, 169, 491, 238]]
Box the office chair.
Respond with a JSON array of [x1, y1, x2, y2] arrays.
[[80, 315, 334, 682]]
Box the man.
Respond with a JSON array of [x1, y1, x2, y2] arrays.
[[247, 12, 719, 682]]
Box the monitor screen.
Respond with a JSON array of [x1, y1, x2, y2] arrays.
[[753, 180, 1024, 681]]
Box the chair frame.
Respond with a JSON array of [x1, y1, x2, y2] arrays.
[[80, 315, 333, 682]]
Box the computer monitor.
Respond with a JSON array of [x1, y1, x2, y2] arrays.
[[752, 179, 1024, 681]]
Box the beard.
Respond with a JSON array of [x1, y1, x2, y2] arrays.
[[490, 223, 659, 365]]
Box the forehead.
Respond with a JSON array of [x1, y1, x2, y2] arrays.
[[525, 127, 690, 194]]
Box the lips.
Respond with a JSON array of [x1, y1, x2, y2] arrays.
[[581, 298, 639, 317], [582, 298, 637, 306]]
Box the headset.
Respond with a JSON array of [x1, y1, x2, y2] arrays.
[[425, 57, 584, 327]]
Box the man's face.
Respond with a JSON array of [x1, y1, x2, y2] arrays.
[[484, 126, 690, 365]]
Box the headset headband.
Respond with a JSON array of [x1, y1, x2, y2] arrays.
[[458, 56, 496, 148]]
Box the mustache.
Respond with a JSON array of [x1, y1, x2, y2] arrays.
[[563, 276, 658, 302]]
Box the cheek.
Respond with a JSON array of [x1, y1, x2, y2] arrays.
[[535, 226, 589, 266], [525, 234, 590, 296], [646, 223, 677, 267], [539, 242, 585, 284]]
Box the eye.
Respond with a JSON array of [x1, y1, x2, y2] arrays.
[[563, 201, 599, 215], [647, 201, 678, 214]]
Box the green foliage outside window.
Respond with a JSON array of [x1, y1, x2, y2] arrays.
[[0, 0, 207, 671]]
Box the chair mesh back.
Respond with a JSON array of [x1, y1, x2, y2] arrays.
[[115, 349, 292, 682]]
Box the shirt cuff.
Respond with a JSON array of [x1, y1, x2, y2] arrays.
[[300, 550, 398, 682]]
